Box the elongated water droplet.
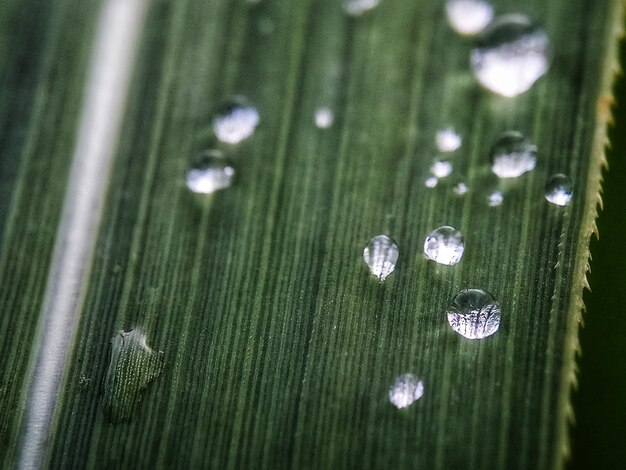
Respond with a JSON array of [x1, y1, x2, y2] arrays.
[[430, 159, 453, 178], [212, 97, 259, 144], [453, 181, 469, 195], [545, 173, 573, 206], [436, 128, 462, 153], [102, 329, 164, 423], [314, 107, 334, 129], [445, 0, 494, 36], [471, 14, 550, 97], [186, 150, 235, 194], [344, 0, 379, 16], [424, 226, 464, 265], [389, 373, 424, 409], [425, 176, 439, 188], [490, 131, 537, 178], [363, 235, 399, 282], [447, 289, 501, 339], [488, 190, 503, 206]]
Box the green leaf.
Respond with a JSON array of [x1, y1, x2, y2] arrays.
[[0, 0, 622, 468]]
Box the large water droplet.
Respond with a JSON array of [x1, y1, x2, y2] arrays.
[[447, 289, 501, 339], [102, 329, 164, 423], [314, 107, 334, 129], [470, 14, 550, 97], [445, 0, 494, 36], [545, 173, 573, 206], [436, 128, 462, 153], [388, 373, 424, 409], [344, 0, 379, 16], [424, 226, 465, 266], [490, 131, 537, 178], [186, 150, 235, 194], [363, 235, 399, 282], [212, 97, 260, 144], [430, 159, 453, 178], [487, 190, 503, 206]]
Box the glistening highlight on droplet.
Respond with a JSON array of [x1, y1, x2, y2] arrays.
[[445, 0, 494, 36], [424, 226, 465, 266], [470, 14, 551, 97], [430, 159, 453, 178], [363, 235, 399, 282], [212, 97, 259, 144], [490, 131, 537, 179], [388, 373, 424, 409], [545, 173, 573, 206], [447, 289, 501, 339], [436, 128, 462, 153], [185, 150, 235, 194], [314, 107, 334, 129]]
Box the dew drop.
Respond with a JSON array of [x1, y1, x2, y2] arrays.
[[314, 107, 334, 129], [453, 181, 469, 195], [487, 191, 503, 206], [430, 160, 453, 178], [363, 235, 399, 282], [212, 97, 260, 144], [424, 225, 464, 266], [490, 131, 537, 178], [425, 176, 439, 188], [186, 150, 235, 194], [388, 373, 424, 409], [470, 14, 550, 97], [447, 288, 501, 339], [344, 0, 379, 16], [445, 0, 494, 36], [436, 128, 462, 153], [545, 173, 573, 206], [102, 329, 164, 423]]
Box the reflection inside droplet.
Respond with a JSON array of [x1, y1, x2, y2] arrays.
[[363, 234, 399, 282], [447, 288, 501, 339]]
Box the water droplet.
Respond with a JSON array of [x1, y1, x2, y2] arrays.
[[363, 235, 399, 282], [212, 97, 260, 144], [344, 0, 379, 16], [453, 181, 469, 195], [545, 173, 573, 206], [424, 226, 464, 266], [490, 131, 537, 178], [436, 128, 462, 153], [447, 289, 501, 339], [102, 329, 164, 423], [487, 191, 503, 206], [389, 373, 424, 409], [425, 176, 439, 188], [430, 160, 453, 178], [186, 150, 235, 194], [470, 14, 551, 97], [445, 0, 494, 36], [314, 107, 334, 129]]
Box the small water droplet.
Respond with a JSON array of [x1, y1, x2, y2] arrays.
[[186, 150, 235, 194], [430, 160, 453, 178], [314, 107, 334, 129], [453, 181, 469, 195], [424, 226, 464, 266], [445, 0, 494, 36], [425, 176, 439, 188], [389, 373, 424, 409], [545, 173, 573, 206], [487, 191, 503, 206], [490, 131, 537, 178], [344, 0, 379, 16], [363, 235, 399, 282], [102, 329, 164, 423], [436, 128, 462, 153], [471, 14, 551, 97], [212, 97, 260, 144], [447, 289, 501, 339]]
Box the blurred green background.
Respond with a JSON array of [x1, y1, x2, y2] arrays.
[[570, 38, 626, 469]]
